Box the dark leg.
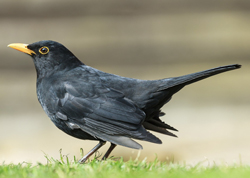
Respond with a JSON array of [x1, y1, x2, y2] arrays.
[[78, 141, 106, 163], [102, 143, 117, 160]]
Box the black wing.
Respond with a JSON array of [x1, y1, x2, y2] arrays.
[[45, 77, 161, 149]]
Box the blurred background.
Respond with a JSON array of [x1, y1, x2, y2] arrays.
[[0, 0, 249, 165]]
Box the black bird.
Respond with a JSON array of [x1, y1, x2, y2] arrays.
[[8, 40, 241, 163]]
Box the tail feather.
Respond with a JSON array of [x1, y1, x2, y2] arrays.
[[143, 122, 178, 137], [147, 119, 178, 131], [158, 64, 241, 91], [145, 64, 241, 137]]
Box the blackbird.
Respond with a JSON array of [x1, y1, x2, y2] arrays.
[[8, 40, 241, 163]]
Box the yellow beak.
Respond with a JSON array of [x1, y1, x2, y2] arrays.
[[8, 43, 36, 55]]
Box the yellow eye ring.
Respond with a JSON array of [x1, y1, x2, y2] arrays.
[[39, 46, 49, 55]]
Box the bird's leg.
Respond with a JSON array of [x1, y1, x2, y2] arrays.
[[102, 143, 117, 160], [78, 141, 106, 163]]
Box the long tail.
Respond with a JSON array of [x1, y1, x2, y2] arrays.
[[143, 64, 241, 136], [158, 64, 241, 90], [144, 64, 241, 136]]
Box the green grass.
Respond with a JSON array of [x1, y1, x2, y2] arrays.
[[0, 152, 249, 178]]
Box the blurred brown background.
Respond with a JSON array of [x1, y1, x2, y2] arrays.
[[0, 0, 249, 165]]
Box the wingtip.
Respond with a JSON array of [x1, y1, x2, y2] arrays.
[[169, 132, 178, 138], [172, 134, 178, 138], [233, 64, 241, 69], [171, 128, 179, 132]]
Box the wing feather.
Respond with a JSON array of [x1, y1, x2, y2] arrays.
[[49, 81, 161, 146]]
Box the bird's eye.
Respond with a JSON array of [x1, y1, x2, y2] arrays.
[[39, 46, 49, 55]]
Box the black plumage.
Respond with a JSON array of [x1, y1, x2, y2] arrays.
[[8, 40, 241, 162]]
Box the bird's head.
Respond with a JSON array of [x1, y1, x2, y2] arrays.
[[8, 40, 82, 78]]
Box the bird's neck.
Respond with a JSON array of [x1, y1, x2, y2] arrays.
[[35, 60, 83, 80]]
